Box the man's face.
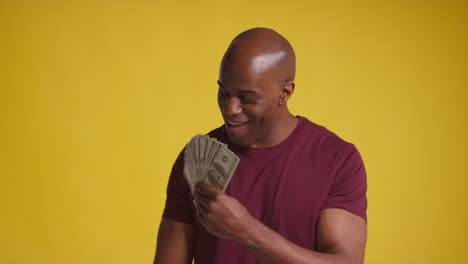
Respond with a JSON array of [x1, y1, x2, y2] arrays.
[[217, 71, 281, 147]]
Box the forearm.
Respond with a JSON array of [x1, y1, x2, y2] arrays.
[[238, 217, 350, 264], [193, 184, 365, 263]]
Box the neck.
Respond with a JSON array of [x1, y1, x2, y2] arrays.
[[250, 110, 299, 148]]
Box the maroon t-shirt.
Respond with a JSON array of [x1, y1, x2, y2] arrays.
[[162, 116, 367, 264]]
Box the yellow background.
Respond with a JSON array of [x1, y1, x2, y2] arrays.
[[1, 1, 466, 263]]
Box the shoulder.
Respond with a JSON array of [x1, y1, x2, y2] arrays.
[[206, 124, 228, 143], [296, 116, 353, 154]]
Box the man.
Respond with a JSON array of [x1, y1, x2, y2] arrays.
[[154, 28, 367, 264]]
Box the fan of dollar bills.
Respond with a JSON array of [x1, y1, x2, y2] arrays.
[[183, 134, 240, 193]]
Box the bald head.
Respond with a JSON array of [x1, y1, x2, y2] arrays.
[[219, 28, 296, 86], [216, 28, 298, 148]]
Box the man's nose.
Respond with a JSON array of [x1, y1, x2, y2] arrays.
[[223, 96, 242, 116]]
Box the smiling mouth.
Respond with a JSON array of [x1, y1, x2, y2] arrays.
[[226, 120, 249, 127]]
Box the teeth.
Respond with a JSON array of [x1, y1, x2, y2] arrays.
[[228, 121, 247, 125]]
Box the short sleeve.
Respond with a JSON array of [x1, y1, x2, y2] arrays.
[[162, 149, 195, 224], [324, 143, 368, 221]]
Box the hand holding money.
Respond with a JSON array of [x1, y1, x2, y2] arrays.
[[193, 182, 257, 242], [183, 134, 240, 192]]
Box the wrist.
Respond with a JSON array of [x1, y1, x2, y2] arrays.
[[235, 214, 263, 247]]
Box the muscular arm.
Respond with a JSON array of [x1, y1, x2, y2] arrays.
[[240, 208, 367, 264], [194, 183, 367, 264], [153, 218, 195, 264]]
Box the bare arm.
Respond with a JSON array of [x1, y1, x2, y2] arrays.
[[194, 183, 367, 264], [153, 218, 195, 264], [240, 208, 367, 264]]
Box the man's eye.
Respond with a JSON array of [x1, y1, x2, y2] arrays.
[[240, 96, 258, 104]]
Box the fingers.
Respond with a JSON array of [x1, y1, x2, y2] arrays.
[[196, 207, 207, 224], [193, 184, 218, 221], [193, 194, 210, 226], [193, 192, 210, 213], [193, 183, 231, 225], [195, 183, 222, 199]]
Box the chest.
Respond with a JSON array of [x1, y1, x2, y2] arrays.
[[224, 148, 333, 242]]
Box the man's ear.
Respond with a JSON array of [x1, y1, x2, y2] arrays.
[[279, 81, 295, 105]]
